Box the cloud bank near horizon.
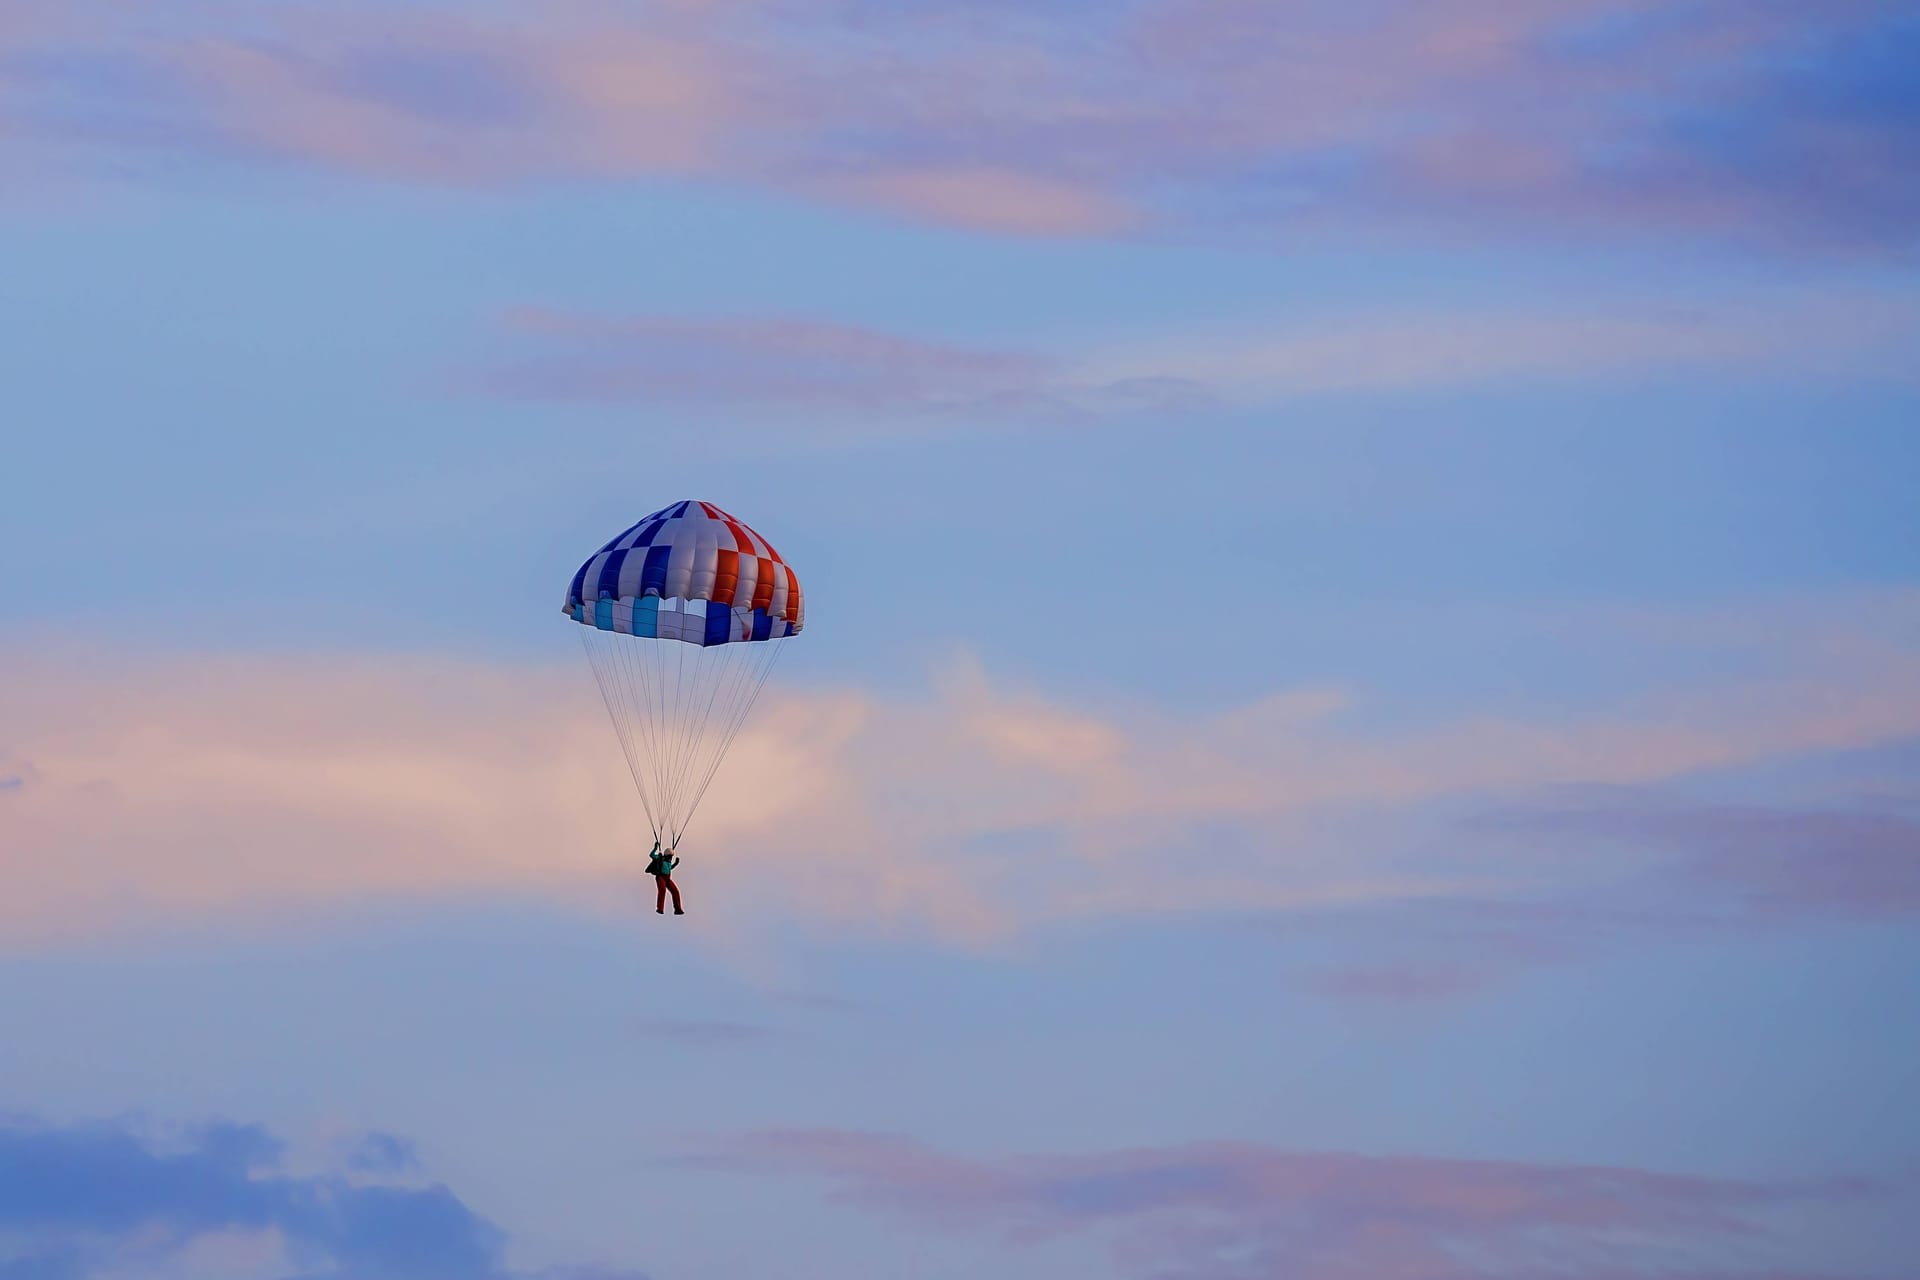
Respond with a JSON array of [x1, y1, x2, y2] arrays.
[[690, 1127, 1909, 1280]]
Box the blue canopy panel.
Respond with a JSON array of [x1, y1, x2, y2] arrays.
[[570, 596, 796, 647]]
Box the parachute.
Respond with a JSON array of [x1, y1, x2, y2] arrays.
[[563, 500, 805, 849]]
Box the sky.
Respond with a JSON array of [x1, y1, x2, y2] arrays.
[[1, 2, 1918, 1277]]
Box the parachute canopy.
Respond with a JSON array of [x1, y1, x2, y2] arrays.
[[564, 500, 804, 848]]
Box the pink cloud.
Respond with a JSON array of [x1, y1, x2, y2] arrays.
[[476, 307, 1070, 418], [1480, 801, 1920, 920], [2, 590, 1916, 950], [0, 0, 1909, 249], [1277, 777, 1920, 1005], [1071, 292, 1920, 399], [819, 165, 1138, 236], [689, 1128, 1890, 1279], [471, 288, 1919, 422], [1281, 895, 1744, 1006]]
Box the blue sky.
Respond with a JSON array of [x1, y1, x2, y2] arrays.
[[2, 3, 1918, 1278]]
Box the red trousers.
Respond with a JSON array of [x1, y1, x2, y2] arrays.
[[654, 874, 683, 912]]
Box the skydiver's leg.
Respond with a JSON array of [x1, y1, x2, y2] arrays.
[[666, 877, 683, 914], [655, 876, 667, 913]]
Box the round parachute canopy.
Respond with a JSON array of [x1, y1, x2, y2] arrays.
[[563, 500, 804, 849]]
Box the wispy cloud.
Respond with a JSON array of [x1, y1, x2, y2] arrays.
[[1477, 796, 1920, 920], [3, 591, 1916, 951], [689, 1127, 1900, 1280], [471, 307, 1088, 420], [2, 0, 1913, 250], [1282, 786, 1920, 1004], [1073, 293, 1920, 399], [467, 290, 1920, 422], [1282, 895, 1763, 1007]]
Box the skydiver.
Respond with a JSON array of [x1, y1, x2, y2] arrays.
[[646, 840, 684, 915]]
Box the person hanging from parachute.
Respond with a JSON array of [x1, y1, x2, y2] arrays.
[[644, 840, 684, 915], [563, 500, 805, 918]]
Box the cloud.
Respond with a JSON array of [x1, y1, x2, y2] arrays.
[[1, 0, 1914, 250], [815, 165, 1139, 237], [470, 307, 1084, 420], [1071, 293, 1920, 400], [0, 1114, 589, 1280], [688, 1127, 1895, 1280], [1276, 785, 1920, 1004], [1124, 0, 1920, 252], [1279, 895, 1735, 1007], [1, 590, 1918, 950], [1478, 797, 1920, 920], [0, 1, 737, 188], [345, 1133, 420, 1178], [467, 291, 1919, 421]]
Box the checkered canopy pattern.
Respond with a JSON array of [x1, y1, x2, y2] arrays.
[[563, 500, 805, 647]]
